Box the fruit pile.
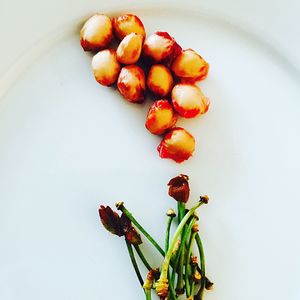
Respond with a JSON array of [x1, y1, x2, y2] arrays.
[[80, 13, 210, 163]]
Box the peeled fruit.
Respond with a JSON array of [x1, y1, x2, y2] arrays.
[[157, 128, 195, 163], [147, 64, 174, 98], [113, 14, 146, 40], [80, 14, 113, 51], [145, 100, 178, 135], [171, 84, 209, 118], [142, 32, 182, 66], [172, 49, 209, 82], [117, 65, 146, 103], [92, 49, 121, 86], [116, 33, 143, 64]]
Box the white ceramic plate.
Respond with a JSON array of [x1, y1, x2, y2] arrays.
[[0, 1, 300, 300]]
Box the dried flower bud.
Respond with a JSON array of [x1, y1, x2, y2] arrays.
[[143, 32, 182, 66], [113, 14, 146, 40], [172, 83, 209, 118], [166, 208, 176, 218], [155, 277, 169, 298], [120, 213, 142, 245], [205, 278, 214, 290], [143, 269, 160, 291], [200, 195, 209, 204], [172, 49, 209, 82], [190, 256, 198, 265], [117, 65, 146, 103], [98, 205, 123, 236], [92, 49, 121, 86], [125, 226, 142, 245], [147, 64, 174, 97], [80, 14, 113, 51], [116, 33, 143, 64], [145, 100, 178, 135], [193, 269, 202, 283], [167, 174, 190, 203], [158, 127, 195, 163], [192, 223, 199, 232]]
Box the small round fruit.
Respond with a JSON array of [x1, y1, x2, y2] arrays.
[[171, 84, 209, 118], [113, 14, 146, 40], [172, 49, 209, 82], [147, 64, 174, 97], [80, 14, 113, 51], [145, 100, 178, 135], [116, 33, 143, 64], [157, 127, 195, 163], [142, 32, 182, 66], [92, 49, 121, 86], [117, 65, 146, 103]]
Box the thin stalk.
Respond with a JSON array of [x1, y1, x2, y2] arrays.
[[159, 201, 204, 283], [185, 231, 197, 297], [177, 202, 185, 223], [168, 270, 178, 300], [117, 203, 165, 257], [144, 289, 152, 300], [195, 234, 206, 300], [165, 215, 174, 253], [125, 239, 144, 286], [134, 244, 152, 271], [172, 218, 195, 292]]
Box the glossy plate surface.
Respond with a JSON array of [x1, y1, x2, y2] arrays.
[[0, 2, 299, 300]]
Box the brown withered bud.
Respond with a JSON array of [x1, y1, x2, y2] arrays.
[[193, 269, 202, 283], [205, 278, 214, 290], [98, 205, 123, 236], [167, 174, 190, 203], [125, 226, 142, 245], [120, 213, 142, 245], [200, 195, 209, 204], [143, 268, 161, 291]]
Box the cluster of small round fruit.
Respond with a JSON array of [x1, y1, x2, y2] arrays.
[[80, 13, 210, 163]]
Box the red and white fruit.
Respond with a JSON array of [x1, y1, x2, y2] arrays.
[[142, 32, 181, 66], [92, 49, 121, 86], [171, 83, 209, 118], [116, 33, 143, 65], [147, 64, 174, 98], [157, 127, 195, 163], [145, 100, 177, 135], [113, 14, 146, 40], [117, 65, 146, 103], [172, 49, 209, 82], [80, 14, 113, 51]]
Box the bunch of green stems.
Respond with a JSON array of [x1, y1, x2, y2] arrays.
[[116, 196, 212, 300]]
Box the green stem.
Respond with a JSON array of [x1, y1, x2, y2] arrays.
[[185, 231, 197, 297], [144, 289, 151, 300], [195, 234, 206, 300], [172, 218, 195, 292], [165, 215, 174, 253], [125, 239, 144, 286], [159, 201, 204, 281], [168, 270, 178, 300], [117, 203, 165, 257], [177, 202, 185, 223], [134, 244, 152, 271]]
